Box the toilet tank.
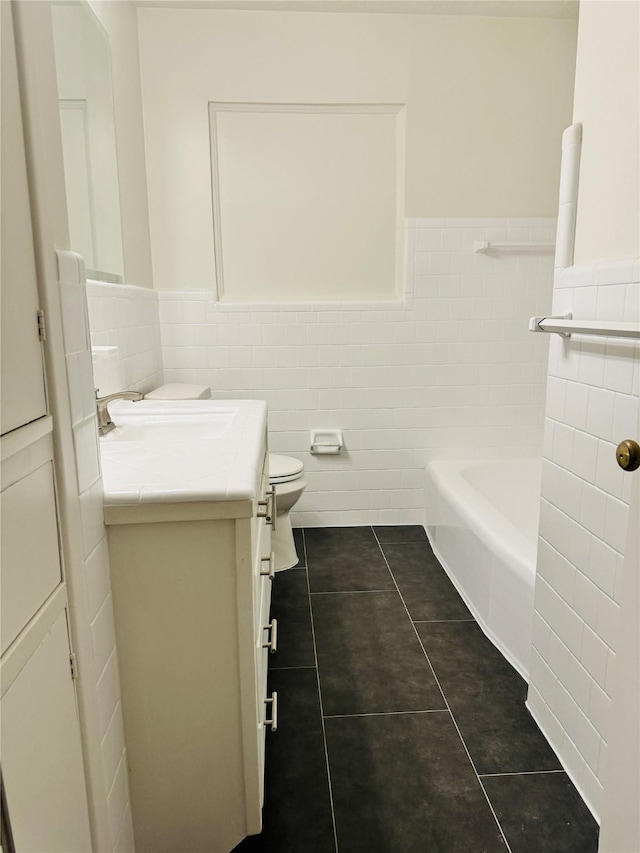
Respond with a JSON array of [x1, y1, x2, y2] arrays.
[[144, 383, 211, 400]]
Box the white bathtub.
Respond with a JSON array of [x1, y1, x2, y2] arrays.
[[425, 458, 541, 680]]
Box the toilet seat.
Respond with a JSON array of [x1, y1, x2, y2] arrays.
[[269, 454, 304, 485]]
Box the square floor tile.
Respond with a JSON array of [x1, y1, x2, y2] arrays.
[[269, 569, 314, 669], [234, 668, 335, 852], [312, 591, 445, 715], [417, 621, 561, 774], [382, 543, 472, 621], [373, 525, 427, 543], [482, 772, 599, 853], [305, 527, 395, 593], [325, 712, 507, 852]]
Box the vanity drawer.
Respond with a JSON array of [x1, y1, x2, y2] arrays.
[[256, 568, 274, 796]]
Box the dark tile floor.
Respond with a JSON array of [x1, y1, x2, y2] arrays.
[[234, 526, 599, 853]]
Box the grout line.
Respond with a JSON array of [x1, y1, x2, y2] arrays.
[[324, 709, 448, 720], [479, 770, 566, 778], [310, 588, 396, 596], [371, 528, 514, 853], [269, 665, 317, 671], [302, 529, 340, 853], [412, 618, 476, 624]]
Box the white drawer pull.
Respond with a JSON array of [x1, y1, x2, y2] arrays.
[[260, 552, 275, 581], [265, 692, 278, 732], [262, 618, 278, 654], [257, 488, 276, 530]]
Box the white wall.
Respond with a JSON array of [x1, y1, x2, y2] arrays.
[[158, 217, 556, 525], [527, 0, 640, 822], [527, 259, 639, 820], [137, 8, 576, 291], [59, 255, 136, 852], [572, 0, 640, 266], [87, 0, 154, 288]]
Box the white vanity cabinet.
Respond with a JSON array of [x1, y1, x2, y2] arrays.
[[103, 410, 274, 853]]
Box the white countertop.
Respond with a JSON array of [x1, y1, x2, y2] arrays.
[[99, 399, 268, 515]]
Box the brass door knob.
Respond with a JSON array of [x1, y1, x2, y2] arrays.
[[615, 439, 640, 472]]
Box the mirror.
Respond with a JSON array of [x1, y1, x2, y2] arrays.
[[51, 1, 124, 282]]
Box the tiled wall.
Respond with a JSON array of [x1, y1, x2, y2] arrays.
[[59, 255, 135, 852], [527, 258, 640, 821], [86, 281, 163, 396], [158, 217, 556, 526]]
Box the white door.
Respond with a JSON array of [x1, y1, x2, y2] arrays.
[[598, 439, 639, 852], [0, 0, 47, 437], [0, 3, 92, 849], [1, 609, 93, 853]]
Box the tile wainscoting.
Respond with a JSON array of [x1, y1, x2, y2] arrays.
[[527, 257, 640, 820], [157, 217, 556, 526], [59, 255, 135, 851], [86, 280, 163, 397]]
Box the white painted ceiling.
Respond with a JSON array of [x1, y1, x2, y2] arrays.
[[134, 0, 579, 18]]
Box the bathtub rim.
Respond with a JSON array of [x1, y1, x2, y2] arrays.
[[426, 458, 539, 589]]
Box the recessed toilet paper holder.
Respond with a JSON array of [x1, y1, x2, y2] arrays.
[[310, 429, 343, 455]]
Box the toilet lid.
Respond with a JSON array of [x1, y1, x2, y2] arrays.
[[269, 454, 304, 484]]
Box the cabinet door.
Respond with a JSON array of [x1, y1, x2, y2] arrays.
[[0, 609, 92, 852], [1, 461, 63, 654], [1, 0, 47, 436]]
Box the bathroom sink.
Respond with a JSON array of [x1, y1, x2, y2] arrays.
[[103, 411, 237, 442]]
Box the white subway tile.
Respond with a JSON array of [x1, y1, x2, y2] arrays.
[[612, 394, 639, 436], [571, 429, 599, 483], [91, 594, 117, 679], [603, 496, 628, 553], [96, 650, 121, 738], [596, 593, 620, 651], [603, 340, 636, 394], [114, 805, 135, 853], [530, 649, 559, 709], [595, 440, 624, 499], [564, 382, 589, 430], [581, 763, 604, 819], [563, 653, 592, 710], [107, 755, 130, 847], [554, 683, 579, 738], [73, 418, 101, 494], [579, 483, 607, 540], [574, 708, 602, 772], [101, 704, 126, 794], [588, 681, 611, 740], [538, 540, 574, 603], [581, 625, 609, 688], [564, 518, 591, 576], [587, 535, 617, 598], [85, 538, 111, 623], [586, 387, 615, 441], [573, 572, 600, 630]]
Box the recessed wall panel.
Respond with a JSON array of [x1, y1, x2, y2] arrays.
[[210, 105, 403, 301]]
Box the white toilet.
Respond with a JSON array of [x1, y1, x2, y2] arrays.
[[268, 454, 307, 571], [144, 384, 306, 571]]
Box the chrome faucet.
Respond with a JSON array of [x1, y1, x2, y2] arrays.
[[96, 390, 143, 436]]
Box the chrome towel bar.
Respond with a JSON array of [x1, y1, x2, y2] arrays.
[[529, 313, 640, 340]]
